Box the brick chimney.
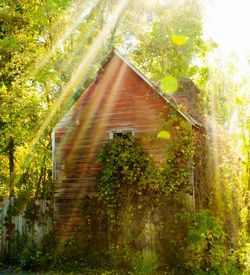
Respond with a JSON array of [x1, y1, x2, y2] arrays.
[[172, 78, 203, 122]]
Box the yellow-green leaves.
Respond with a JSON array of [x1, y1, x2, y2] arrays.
[[160, 76, 178, 94], [157, 130, 171, 140], [171, 34, 189, 46]]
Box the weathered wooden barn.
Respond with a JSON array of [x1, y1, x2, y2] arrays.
[[52, 50, 209, 245]]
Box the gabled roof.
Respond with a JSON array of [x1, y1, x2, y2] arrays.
[[113, 50, 202, 128], [55, 49, 203, 131]]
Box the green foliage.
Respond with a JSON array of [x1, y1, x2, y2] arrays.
[[183, 210, 241, 274], [96, 119, 196, 271], [126, 0, 209, 85], [0, 0, 72, 197], [97, 136, 150, 204], [0, 0, 249, 273], [105, 246, 159, 275], [95, 113, 247, 274], [0, 0, 123, 198], [97, 115, 194, 206], [20, 238, 42, 269], [187, 211, 225, 269], [161, 116, 195, 194], [133, 250, 158, 275]]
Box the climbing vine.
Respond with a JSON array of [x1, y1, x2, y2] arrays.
[[97, 113, 195, 208], [96, 114, 197, 270], [95, 113, 244, 273]]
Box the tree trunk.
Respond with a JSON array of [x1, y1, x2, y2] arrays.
[[8, 136, 15, 196]]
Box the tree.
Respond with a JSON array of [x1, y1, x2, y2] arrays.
[[116, 0, 208, 86], [0, 0, 122, 196], [0, 0, 72, 196]]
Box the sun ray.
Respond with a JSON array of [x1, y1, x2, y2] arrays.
[[17, 0, 130, 184], [57, 60, 129, 238], [34, 0, 102, 74]]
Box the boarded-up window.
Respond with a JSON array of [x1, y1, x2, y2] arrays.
[[109, 128, 135, 139]]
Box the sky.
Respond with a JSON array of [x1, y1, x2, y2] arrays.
[[200, 0, 250, 133], [201, 0, 250, 70]]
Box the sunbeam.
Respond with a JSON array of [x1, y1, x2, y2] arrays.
[[1, 0, 249, 272], [34, 0, 101, 74], [18, 0, 130, 184], [56, 58, 129, 238]]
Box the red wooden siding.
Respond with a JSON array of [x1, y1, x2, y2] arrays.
[[53, 53, 186, 236]]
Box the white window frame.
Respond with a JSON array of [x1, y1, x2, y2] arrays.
[[109, 127, 136, 139]]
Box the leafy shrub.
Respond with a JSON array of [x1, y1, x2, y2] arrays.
[[20, 238, 41, 269], [184, 210, 241, 274]]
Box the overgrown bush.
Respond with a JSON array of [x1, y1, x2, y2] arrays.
[[183, 210, 242, 274], [96, 134, 194, 272]]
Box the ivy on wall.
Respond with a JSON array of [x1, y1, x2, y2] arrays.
[[93, 113, 245, 273], [97, 113, 195, 210], [96, 114, 196, 261]]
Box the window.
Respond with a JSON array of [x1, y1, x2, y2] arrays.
[[109, 128, 135, 139]]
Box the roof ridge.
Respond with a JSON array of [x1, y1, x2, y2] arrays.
[[113, 49, 202, 128]]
